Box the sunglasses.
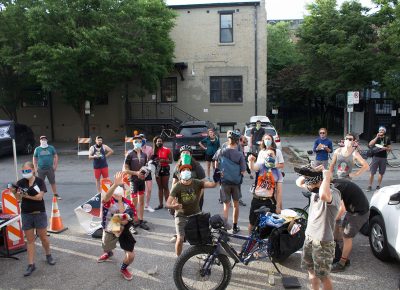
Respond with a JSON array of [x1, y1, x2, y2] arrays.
[[22, 169, 32, 174], [319, 132, 326, 135]]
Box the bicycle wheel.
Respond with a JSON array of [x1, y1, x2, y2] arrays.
[[173, 245, 232, 290], [387, 149, 400, 168]]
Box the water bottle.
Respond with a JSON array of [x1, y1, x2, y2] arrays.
[[268, 270, 275, 286]]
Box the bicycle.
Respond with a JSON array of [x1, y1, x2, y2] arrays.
[[354, 146, 400, 168], [160, 128, 177, 140], [172, 193, 311, 290]]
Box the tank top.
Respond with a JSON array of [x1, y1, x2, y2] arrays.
[[336, 149, 355, 179], [91, 145, 108, 169]]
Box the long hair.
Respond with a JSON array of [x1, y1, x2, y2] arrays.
[[259, 134, 277, 150], [153, 135, 163, 155]]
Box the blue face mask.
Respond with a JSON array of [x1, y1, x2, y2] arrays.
[[264, 140, 272, 147], [134, 142, 142, 149], [180, 170, 192, 180]]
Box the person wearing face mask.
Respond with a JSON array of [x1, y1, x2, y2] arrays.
[[152, 136, 172, 210], [199, 128, 220, 181], [123, 135, 149, 231], [256, 134, 284, 170], [89, 136, 114, 194], [166, 164, 219, 256], [33, 136, 60, 199], [366, 126, 391, 191], [295, 164, 341, 290], [11, 162, 56, 276], [138, 134, 155, 213], [250, 120, 265, 153], [248, 147, 283, 232], [313, 128, 333, 169], [329, 133, 369, 180], [97, 171, 139, 281]]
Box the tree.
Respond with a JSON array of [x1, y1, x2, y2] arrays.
[[21, 0, 175, 135]]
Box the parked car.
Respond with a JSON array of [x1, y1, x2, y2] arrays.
[[172, 120, 216, 161], [0, 123, 36, 156], [368, 184, 400, 261], [243, 116, 282, 151]]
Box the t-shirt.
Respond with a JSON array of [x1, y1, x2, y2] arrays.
[[101, 197, 137, 229], [256, 148, 284, 166], [250, 127, 265, 145], [172, 160, 206, 180], [156, 146, 171, 167], [33, 146, 57, 170], [305, 186, 341, 242], [332, 179, 369, 214], [373, 136, 391, 158], [200, 137, 220, 156], [124, 150, 148, 181], [313, 138, 333, 161], [336, 149, 355, 179], [16, 177, 47, 214], [170, 179, 204, 216]]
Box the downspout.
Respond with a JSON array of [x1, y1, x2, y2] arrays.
[[254, 3, 258, 115]]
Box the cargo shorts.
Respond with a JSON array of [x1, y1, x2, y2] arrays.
[[301, 236, 335, 277]]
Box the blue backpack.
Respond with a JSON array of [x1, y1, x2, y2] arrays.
[[219, 150, 242, 185]]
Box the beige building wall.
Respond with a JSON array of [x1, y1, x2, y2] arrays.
[[167, 0, 267, 130]]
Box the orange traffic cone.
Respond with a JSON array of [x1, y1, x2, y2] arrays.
[[48, 195, 68, 233]]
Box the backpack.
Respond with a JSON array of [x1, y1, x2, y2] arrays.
[[219, 149, 242, 185]]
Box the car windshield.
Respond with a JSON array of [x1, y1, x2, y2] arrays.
[[245, 127, 277, 137], [178, 126, 208, 136]]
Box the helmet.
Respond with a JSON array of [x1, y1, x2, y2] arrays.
[[179, 145, 193, 154], [228, 130, 241, 141], [210, 214, 224, 229]]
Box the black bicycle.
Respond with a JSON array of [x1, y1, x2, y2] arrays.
[[173, 193, 311, 290]]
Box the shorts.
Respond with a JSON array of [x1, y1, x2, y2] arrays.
[[205, 154, 214, 162], [342, 211, 369, 239], [175, 215, 189, 237], [370, 157, 387, 175], [130, 177, 145, 194], [220, 184, 241, 203], [37, 168, 56, 184], [102, 224, 136, 252], [249, 197, 276, 226], [301, 236, 335, 278], [144, 174, 152, 181], [94, 167, 109, 180], [158, 166, 170, 177], [21, 212, 48, 231]]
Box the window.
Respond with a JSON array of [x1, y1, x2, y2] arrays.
[[21, 89, 48, 107], [161, 77, 177, 102], [220, 13, 233, 43], [210, 76, 243, 103]]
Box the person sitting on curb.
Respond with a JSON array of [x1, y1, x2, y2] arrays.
[[331, 178, 370, 272], [166, 164, 219, 256], [97, 172, 138, 281], [295, 165, 340, 290]]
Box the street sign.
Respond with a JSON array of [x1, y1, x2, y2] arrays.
[[347, 92, 353, 105], [347, 91, 359, 105], [353, 91, 360, 104], [272, 109, 278, 115], [347, 104, 354, 113]]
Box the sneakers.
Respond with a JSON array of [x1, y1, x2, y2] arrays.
[[232, 226, 240, 234], [331, 261, 347, 272], [97, 251, 113, 263], [54, 194, 62, 200], [154, 205, 163, 210], [24, 264, 36, 277], [239, 199, 247, 206], [46, 254, 56, 265], [145, 206, 155, 213], [376, 185, 381, 190], [121, 268, 133, 280], [366, 186, 372, 192], [139, 220, 150, 231], [170, 235, 177, 243]]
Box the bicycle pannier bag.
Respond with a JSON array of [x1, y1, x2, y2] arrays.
[[184, 212, 211, 245]]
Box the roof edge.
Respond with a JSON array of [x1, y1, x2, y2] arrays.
[[168, 2, 260, 9]]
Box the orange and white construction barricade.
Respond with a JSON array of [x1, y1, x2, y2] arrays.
[[77, 137, 91, 156]]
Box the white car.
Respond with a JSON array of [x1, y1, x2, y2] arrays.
[[368, 184, 400, 261], [243, 116, 282, 152]]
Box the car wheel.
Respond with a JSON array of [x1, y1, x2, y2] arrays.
[[369, 215, 391, 261], [23, 142, 34, 155]]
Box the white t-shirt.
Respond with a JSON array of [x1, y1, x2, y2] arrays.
[[256, 148, 284, 166]]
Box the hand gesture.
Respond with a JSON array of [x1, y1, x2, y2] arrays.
[[171, 199, 182, 210], [114, 171, 125, 186], [248, 154, 256, 162]]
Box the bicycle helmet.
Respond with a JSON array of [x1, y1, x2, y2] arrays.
[[210, 214, 225, 229], [228, 130, 241, 141], [179, 145, 193, 154]]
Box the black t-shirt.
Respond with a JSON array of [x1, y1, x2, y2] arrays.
[[16, 177, 47, 214], [332, 179, 369, 214], [373, 136, 391, 158], [124, 150, 148, 181], [250, 127, 265, 145]]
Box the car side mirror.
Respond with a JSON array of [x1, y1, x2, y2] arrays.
[[388, 191, 400, 205]]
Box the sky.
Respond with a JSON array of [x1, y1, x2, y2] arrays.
[[166, 0, 376, 20]]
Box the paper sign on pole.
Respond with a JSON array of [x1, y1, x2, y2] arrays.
[[347, 92, 354, 105], [353, 91, 360, 104], [347, 105, 354, 113]]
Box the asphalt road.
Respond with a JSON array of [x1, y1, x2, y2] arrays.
[[0, 144, 399, 290]]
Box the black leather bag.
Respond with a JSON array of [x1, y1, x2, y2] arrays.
[[184, 212, 211, 245]]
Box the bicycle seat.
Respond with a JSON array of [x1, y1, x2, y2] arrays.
[[254, 206, 270, 214], [302, 191, 312, 199]]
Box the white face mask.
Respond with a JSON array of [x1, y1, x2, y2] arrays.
[[22, 173, 33, 179], [134, 142, 142, 149], [113, 186, 124, 197], [264, 139, 272, 147], [40, 140, 48, 148], [180, 170, 192, 180], [344, 139, 352, 148]]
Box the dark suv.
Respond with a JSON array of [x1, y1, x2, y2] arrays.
[[172, 120, 216, 161], [0, 123, 36, 156]]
